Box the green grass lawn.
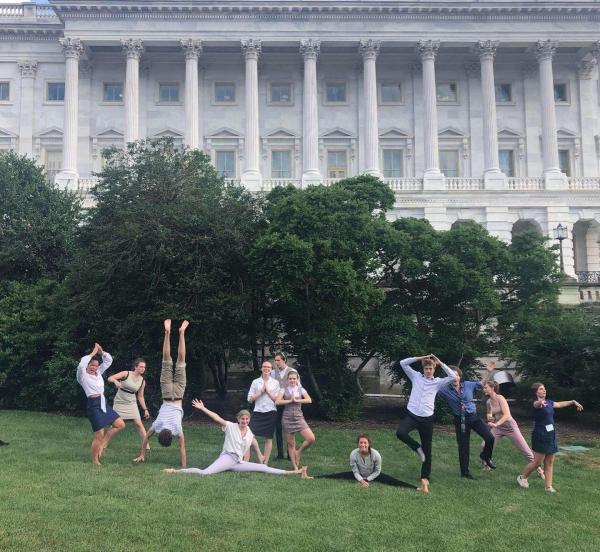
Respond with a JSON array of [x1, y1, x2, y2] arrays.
[[1, 410, 599, 552]]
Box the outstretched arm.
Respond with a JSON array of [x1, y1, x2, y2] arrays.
[[191, 399, 228, 427], [133, 428, 154, 463], [554, 399, 583, 411]]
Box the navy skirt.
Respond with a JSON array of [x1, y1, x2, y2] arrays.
[[87, 396, 120, 432], [531, 428, 558, 455], [249, 410, 277, 438]]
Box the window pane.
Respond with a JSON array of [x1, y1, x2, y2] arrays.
[[44, 149, 62, 183], [159, 83, 179, 103], [271, 150, 291, 178], [47, 83, 65, 102], [495, 84, 512, 103], [0, 82, 9, 101], [554, 83, 568, 102], [327, 150, 347, 178], [380, 83, 402, 103], [103, 83, 124, 102], [216, 151, 235, 177], [326, 83, 346, 103], [498, 149, 515, 177], [215, 83, 235, 102], [383, 149, 403, 177], [436, 83, 457, 102], [559, 149, 571, 176], [270, 83, 292, 103], [440, 150, 459, 177]]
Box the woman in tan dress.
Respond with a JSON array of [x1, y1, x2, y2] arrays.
[[105, 358, 150, 450], [276, 370, 315, 470]]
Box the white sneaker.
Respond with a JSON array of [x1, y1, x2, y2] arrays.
[[545, 486, 557, 493], [517, 475, 529, 489], [416, 446, 426, 462]]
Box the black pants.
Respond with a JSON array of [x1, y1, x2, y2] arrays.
[[275, 405, 285, 458], [453, 413, 495, 476], [317, 471, 416, 489], [395, 411, 434, 481]]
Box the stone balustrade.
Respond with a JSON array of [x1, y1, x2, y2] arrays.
[[568, 177, 600, 190], [446, 177, 484, 191]]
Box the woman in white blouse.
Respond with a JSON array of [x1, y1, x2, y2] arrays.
[[163, 399, 310, 478], [76, 342, 125, 465]]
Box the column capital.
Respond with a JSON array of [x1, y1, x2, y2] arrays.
[[300, 39, 321, 60], [181, 38, 203, 60], [121, 38, 144, 60], [359, 39, 381, 61], [241, 38, 262, 60], [59, 37, 84, 59], [534, 39, 558, 61], [476, 40, 499, 60], [18, 60, 38, 78], [577, 59, 597, 80], [416, 40, 440, 61]]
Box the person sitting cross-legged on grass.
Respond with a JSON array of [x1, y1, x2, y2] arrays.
[[317, 433, 416, 489], [163, 400, 311, 479], [517, 382, 583, 493], [395, 354, 456, 493], [76, 342, 125, 465], [133, 319, 188, 467]]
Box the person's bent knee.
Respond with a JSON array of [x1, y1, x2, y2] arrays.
[[113, 418, 125, 429]]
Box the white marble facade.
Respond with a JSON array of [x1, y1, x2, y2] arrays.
[[1, 1, 600, 285]]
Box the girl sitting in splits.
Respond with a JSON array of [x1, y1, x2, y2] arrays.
[[318, 434, 416, 489], [163, 399, 311, 478]]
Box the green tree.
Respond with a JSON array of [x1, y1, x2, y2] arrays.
[[250, 176, 395, 419], [0, 151, 81, 284]]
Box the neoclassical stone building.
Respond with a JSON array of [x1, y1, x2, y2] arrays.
[[1, 0, 600, 297]]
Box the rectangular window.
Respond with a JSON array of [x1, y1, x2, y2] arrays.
[[325, 82, 347, 103], [0, 82, 9, 102], [269, 83, 292, 105], [382, 149, 403, 178], [380, 83, 402, 104], [158, 83, 179, 103], [554, 83, 568, 103], [44, 149, 62, 183], [47, 82, 65, 102], [498, 149, 515, 177], [327, 150, 347, 178], [436, 82, 458, 103], [215, 150, 235, 177], [271, 150, 292, 178], [559, 149, 571, 176], [214, 82, 236, 103], [440, 150, 460, 177], [103, 82, 124, 103], [495, 84, 512, 103]]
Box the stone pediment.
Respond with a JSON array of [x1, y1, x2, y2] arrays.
[[95, 127, 124, 139], [207, 127, 242, 138], [557, 128, 578, 138], [0, 127, 17, 138], [438, 127, 466, 138], [263, 128, 299, 139], [321, 127, 354, 139], [35, 127, 63, 138], [498, 127, 523, 138], [379, 127, 411, 139], [153, 127, 183, 138]]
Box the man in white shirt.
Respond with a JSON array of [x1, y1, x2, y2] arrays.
[[273, 352, 297, 459], [134, 319, 188, 467], [395, 353, 456, 493], [247, 361, 280, 464]]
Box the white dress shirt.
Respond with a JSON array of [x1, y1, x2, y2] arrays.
[[247, 377, 280, 413], [76, 352, 113, 412]]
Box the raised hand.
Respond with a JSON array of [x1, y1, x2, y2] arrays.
[[573, 401, 584, 411], [192, 398, 204, 411], [485, 361, 496, 372]]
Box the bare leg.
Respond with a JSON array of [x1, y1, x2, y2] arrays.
[[521, 451, 546, 480], [163, 319, 171, 362], [91, 429, 105, 465], [544, 454, 556, 489], [263, 439, 273, 465], [102, 420, 126, 449], [132, 419, 149, 450], [177, 320, 189, 364], [286, 433, 298, 470], [103, 418, 125, 451], [295, 427, 316, 467]]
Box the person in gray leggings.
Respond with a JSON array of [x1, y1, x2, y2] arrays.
[[163, 400, 311, 479]]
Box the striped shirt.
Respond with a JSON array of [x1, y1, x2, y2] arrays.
[[151, 403, 183, 436]]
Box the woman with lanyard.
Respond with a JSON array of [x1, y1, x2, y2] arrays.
[[517, 382, 583, 492], [163, 399, 310, 478], [104, 358, 150, 452], [76, 343, 124, 465]]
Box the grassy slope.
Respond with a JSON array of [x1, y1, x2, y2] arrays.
[[0, 410, 599, 552]]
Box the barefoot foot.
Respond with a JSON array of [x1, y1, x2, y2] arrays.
[[179, 320, 189, 333], [164, 319, 171, 333], [162, 468, 177, 474], [300, 466, 314, 480], [417, 479, 430, 493]]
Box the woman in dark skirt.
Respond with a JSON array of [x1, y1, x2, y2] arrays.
[[517, 382, 583, 492], [76, 343, 125, 465]]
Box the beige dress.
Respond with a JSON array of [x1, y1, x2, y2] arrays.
[[112, 372, 143, 420]]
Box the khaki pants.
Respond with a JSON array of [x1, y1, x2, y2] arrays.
[[160, 360, 186, 400]]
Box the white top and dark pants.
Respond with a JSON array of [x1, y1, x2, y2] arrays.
[[395, 357, 456, 481], [247, 377, 280, 438]]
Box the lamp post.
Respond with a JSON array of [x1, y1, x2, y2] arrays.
[[553, 223, 568, 273]]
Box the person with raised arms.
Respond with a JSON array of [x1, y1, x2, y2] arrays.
[[163, 400, 310, 478]]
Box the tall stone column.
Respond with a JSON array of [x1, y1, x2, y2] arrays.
[[56, 37, 84, 188], [300, 39, 322, 186], [181, 39, 202, 149], [241, 39, 262, 190], [359, 39, 382, 178], [17, 60, 38, 156], [535, 40, 567, 190], [477, 40, 506, 190], [577, 47, 599, 177], [121, 38, 144, 144], [417, 40, 444, 190]]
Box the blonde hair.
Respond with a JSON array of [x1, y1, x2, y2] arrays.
[[236, 409, 251, 419]]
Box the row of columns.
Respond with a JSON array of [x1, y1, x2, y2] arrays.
[[55, 37, 578, 189]]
